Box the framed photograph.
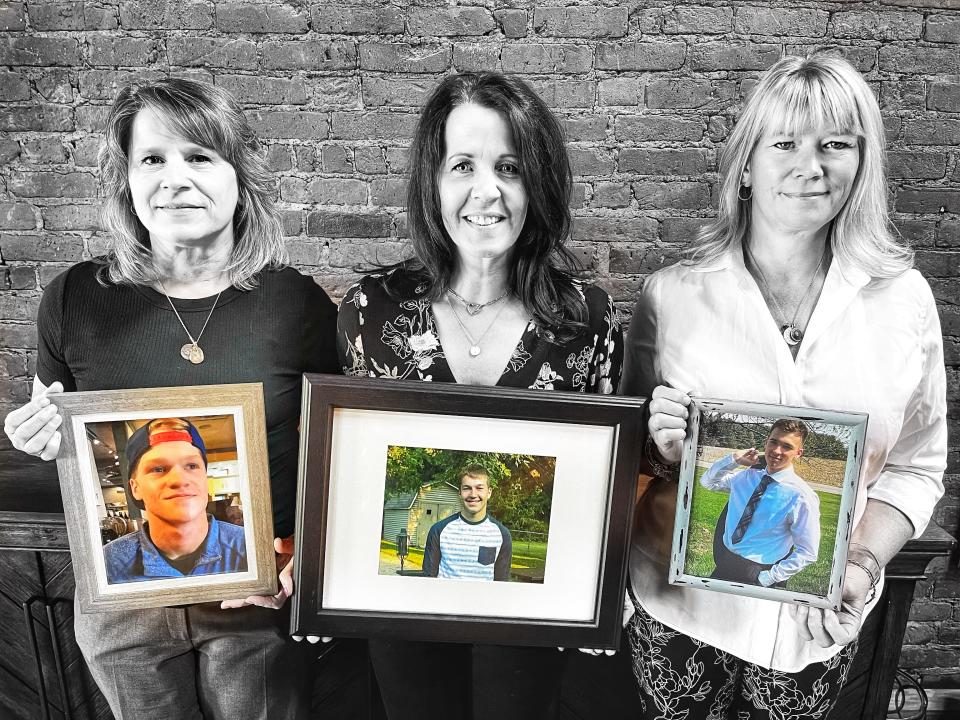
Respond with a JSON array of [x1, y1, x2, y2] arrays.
[[292, 375, 644, 649], [55, 383, 277, 612], [669, 398, 868, 610]]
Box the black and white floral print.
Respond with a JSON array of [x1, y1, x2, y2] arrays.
[[627, 600, 857, 720], [336, 268, 622, 394]]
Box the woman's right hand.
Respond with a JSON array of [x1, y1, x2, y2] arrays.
[[3, 381, 64, 461], [647, 385, 692, 464]]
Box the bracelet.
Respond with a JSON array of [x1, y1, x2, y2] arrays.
[[846, 558, 878, 588], [848, 542, 882, 581], [643, 434, 679, 481], [846, 542, 882, 603]]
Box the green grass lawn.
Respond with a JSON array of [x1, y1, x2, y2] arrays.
[[380, 538, 548, 582], [686, 466, 841, 595]]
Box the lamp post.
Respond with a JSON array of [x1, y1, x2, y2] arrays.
[[396, 528, 409, 574]]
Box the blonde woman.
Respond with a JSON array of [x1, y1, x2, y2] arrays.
[[623, 53, 946, 719]]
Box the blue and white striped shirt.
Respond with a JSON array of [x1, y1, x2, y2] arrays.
[[421, 513, 512, 582]]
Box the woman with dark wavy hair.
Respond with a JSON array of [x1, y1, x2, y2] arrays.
[[4, 78, 341, 719], [337, 72, 622, 719]]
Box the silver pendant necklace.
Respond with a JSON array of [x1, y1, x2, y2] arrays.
[[447, 286, 510, 316], [744, 243, 827, 347], [448, 293, 509, 357], [158, 280, 223, 365]]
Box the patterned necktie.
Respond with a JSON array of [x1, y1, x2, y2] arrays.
[[731, 474, 775, 544]]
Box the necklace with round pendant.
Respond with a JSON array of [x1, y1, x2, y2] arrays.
[[180, 342, 205, 364], [744, 243, 827, 349], [781, 325, 804, 346], [158, 279, 222, 366], [448, 292, 509, 358]]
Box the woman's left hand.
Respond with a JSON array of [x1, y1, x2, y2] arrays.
[[788, 561, 872, 647], [221, 536, 294, 610]]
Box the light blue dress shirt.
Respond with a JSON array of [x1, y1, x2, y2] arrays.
[[700, 454, 820, 586]]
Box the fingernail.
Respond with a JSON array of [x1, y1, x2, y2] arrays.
[[39, 396, 50, 407]]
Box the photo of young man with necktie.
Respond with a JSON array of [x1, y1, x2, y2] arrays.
[[700, 418, 821, 588]]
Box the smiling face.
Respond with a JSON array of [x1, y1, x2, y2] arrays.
[[459, 471, 493, 522], [743, 124, 860, 237], [129, 441, 209, 528], [438, 102, 528, 267], [763, 429, 804, 474], [127, 108, 239, 249]]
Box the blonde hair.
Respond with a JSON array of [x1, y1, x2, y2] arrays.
[[690, 53, 912, 278], [98, 78, 287, 289]]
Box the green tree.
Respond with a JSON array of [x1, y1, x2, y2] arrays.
[[384, 447, 556, 533]]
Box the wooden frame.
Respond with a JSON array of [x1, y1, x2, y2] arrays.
[[292, 375, 644, 649], [55, 383, 276, 612], [669, 397, 867, 610]]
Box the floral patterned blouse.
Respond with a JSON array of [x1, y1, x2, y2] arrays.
[[337, 268, 623, 394]]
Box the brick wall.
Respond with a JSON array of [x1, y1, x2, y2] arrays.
[[0, 0, 958, 684]]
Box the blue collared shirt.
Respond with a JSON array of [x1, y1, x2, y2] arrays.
[[700, 454, 820, 586], [103, 515, 247, 584]]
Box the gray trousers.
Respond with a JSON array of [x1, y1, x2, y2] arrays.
[[74, 599, 311, 720]]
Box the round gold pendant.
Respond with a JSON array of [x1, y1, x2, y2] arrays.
[[469, 345, 481, 357], [180, 342, 205, 364]]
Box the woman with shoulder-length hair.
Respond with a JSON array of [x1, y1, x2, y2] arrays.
[[622, 52, 945, 718], [4, 78, 341, 719], [337, 71, 622, 719]]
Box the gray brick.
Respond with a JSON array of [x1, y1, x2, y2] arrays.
[[533, 7, 627, 38], [216, 2, 308, 33], [663, 6, 733, 35], [406, 7, 495, 36], [262, 40, 357, 71], [689, 42, 780, 72], [502, 44, 593, 74], [832, 11, 922, 40], [619, 148, 710, 176], [0, 37, 80, 66], [120, 0, 213, 30], [595, 41, 685, 71], [734, 7, 828, 37], [306, 211, 392, 238], [168, 38, 258, 70], [312, 6, 404, 34], [926, 14, 960, 43], [360, 43, 450, 73], [247, 111, 330, 140], [615, 115, 704, 143]]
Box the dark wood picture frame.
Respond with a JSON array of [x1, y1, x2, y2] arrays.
[[292, 374, 645, 649], [55, 383, 276, 612]]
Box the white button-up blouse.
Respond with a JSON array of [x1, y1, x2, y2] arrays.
[[623, 249, 947, 671]]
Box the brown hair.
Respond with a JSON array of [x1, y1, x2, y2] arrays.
[[770, 418, 809, 445], [98, 77, 286, 289]]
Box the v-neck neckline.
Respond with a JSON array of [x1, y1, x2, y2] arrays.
[[735, 247, 833, 365], [425, 301, 535, 386]]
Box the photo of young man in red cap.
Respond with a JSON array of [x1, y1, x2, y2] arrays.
[[103, 418, 247, 584]]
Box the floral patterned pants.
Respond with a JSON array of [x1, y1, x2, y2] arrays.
[[627, 596, 858, 720]]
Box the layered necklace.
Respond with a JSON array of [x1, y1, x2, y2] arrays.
[[446, 287, 510, 357], [743, 243, 827, 347], [158, 279, 222, 365], [447, 286, 509, 316]]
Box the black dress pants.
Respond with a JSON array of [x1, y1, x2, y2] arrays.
[[710, 505, 787, 587], [369, 638, 569, 720]]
